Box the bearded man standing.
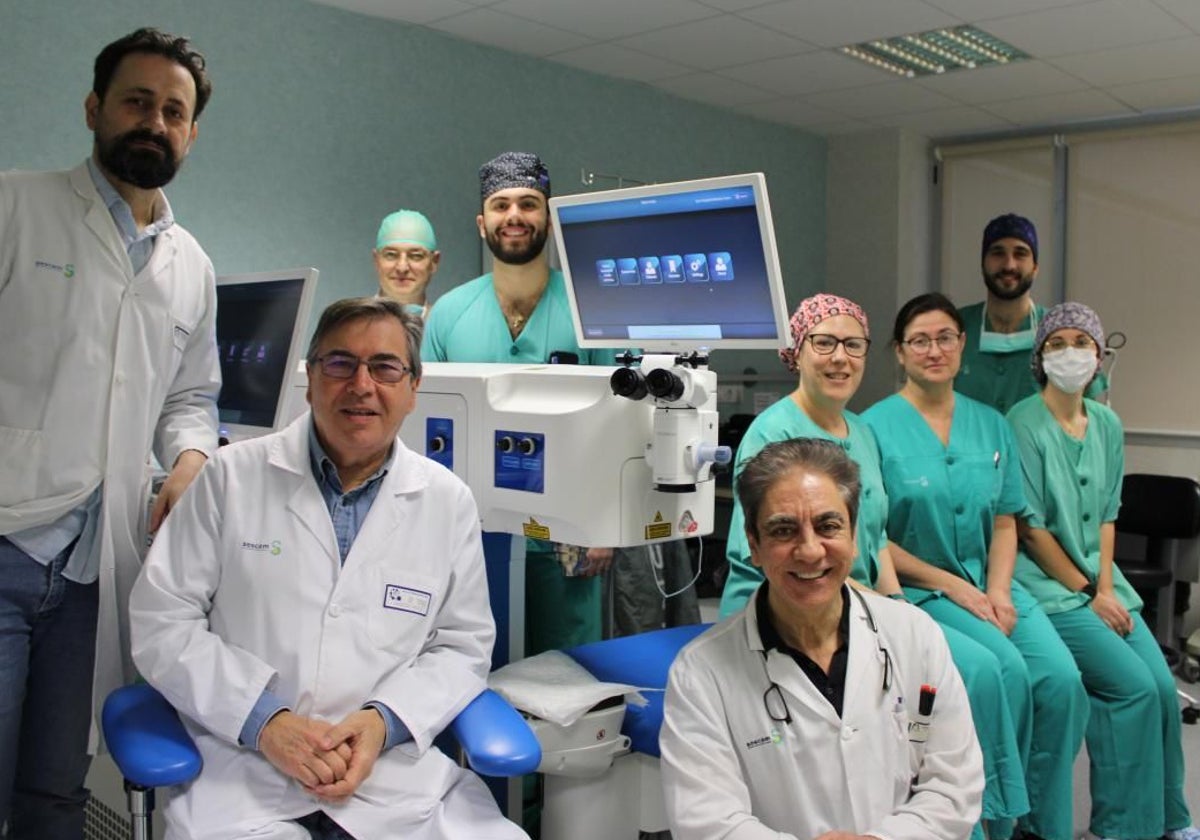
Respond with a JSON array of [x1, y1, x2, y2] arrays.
[[0, 27, 220, 836]]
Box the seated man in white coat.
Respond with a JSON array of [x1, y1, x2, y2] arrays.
[[660, 438, 983, 840], [129, 297, 526, 840]]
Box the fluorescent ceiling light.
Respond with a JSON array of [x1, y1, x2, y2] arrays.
[[840, 25, 1028, 79]]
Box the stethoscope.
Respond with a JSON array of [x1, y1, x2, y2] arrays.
[[760, 587, 894, 726]]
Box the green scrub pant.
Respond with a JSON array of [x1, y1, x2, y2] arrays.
[[525, 547, 602, 656], [939, 623, 1031, 838], [923, 585, 1087, 840], [1050, 607, 1192, 839]]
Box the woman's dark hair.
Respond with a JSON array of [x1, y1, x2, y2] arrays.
[[891, 292, 964, 344]]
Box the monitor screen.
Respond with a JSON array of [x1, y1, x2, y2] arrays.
[[550, 173, 789, 352], [215, 268, 318, 441]]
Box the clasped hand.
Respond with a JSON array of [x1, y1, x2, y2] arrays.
[[259, 709, 387, 803]]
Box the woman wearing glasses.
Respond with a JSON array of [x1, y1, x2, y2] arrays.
[[1009, 302, 1199, 840], [864, 292, 1087, 840], [662, 437, 982, 840], [720, 294, 1027, 840]]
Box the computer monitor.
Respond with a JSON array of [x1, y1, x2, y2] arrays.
[[550, 173, 790, 353], [215, 268, 318, 442]]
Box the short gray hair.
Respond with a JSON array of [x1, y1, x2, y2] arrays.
[[305, 296, 423, 380], [737, 438, 861, 541]]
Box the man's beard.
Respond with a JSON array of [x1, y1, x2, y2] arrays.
[[96, 128, 179, 189], [485, 223, 548, 266], [983, 269, 1034, 301]]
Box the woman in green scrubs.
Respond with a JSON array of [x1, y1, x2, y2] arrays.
[[864, 292, 1087, 840], [720, 293, 1028, 838], [1009, 302, 1198, 840]]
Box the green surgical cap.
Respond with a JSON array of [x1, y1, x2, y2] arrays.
[[376, 209, 437, 251]]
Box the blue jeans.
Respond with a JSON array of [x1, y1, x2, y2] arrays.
[[0, 537, 98, 838]]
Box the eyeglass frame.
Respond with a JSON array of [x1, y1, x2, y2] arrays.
[[899, 330, 964, 355], [1042, 334, 1098, 354], [804, 333, 871, 358], [310, 351, 415, 385]]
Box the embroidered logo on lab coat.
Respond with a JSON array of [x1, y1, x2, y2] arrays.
[[241, 539, 282, 555], [384, 584, 432, 616]]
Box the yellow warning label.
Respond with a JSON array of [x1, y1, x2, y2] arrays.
[[645, 522, 673, 540], [652, 511, 665, 523], [523, 518, 551, 540]]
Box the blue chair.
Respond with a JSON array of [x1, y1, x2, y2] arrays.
[[102, 684, 541, 840], [567, 623, 709, 758]]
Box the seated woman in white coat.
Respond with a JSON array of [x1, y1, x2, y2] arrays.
[[129, 297, 526, 840], [660, 438, 983, 840]]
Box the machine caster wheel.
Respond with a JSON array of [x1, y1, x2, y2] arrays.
[[1183, 706, 1199, 726]]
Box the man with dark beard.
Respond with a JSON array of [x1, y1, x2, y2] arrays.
[[421, 152, 618, 657], [955, 213, 1105, 413], [0, 28, 220, 836]]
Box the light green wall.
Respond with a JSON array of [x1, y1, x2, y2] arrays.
[[1, 0, 827, 397]]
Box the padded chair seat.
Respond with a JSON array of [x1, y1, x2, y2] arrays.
[[567, 623, 710, 757]]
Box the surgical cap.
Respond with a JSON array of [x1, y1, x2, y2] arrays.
[[982, 213, 1038, 263], [479, 151, 551, 202], [376, 210, 437, 251], [1031, 301, 1105, 384], [779, 293, 870, 374]]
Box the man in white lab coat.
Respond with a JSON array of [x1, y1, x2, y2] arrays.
[[130, 297, 527, 840], [0, 28, 220, 836], [660, 438, 983, 840]]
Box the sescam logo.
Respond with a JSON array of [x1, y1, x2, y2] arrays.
[[34, 260, 75, 278], [242, 539, 282, 556], [744, 728, 783, 750]]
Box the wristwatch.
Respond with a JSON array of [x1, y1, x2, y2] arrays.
[[1078, 582, 1097, 600]]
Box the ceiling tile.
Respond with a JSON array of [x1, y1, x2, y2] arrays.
[[920, 0, 1093, 22], [311, 0, 476, 25], [983, 0, 1189, 58], [802, 80, 961, 118], [879, 105, 1017, 137], [809, 118, 881, 135], [491, 0, 718, 40], [618, 16, 816, 70], [549, 43, 695, 82], [982, 88, 1135, 125], [1152, 0, 1200, 34], [428, 8, 594, 55], [1050, 35, 1200, 86], [694, 0, 784, 10], [653, 72, 779, 106], [1108, 74, 1200, 111], [738, 0, 960, 48], [917, 59, 1090, 104], [731, 96, 844, 126], [719, 50, 892, 96]]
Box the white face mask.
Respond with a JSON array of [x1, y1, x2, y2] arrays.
[[1042, 347, 1098, 394]]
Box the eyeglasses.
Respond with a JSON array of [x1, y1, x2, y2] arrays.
[[901, 331, 962, 354], [312, 352, 413, 384], [377, 247, 433, 265], [1043, 335, 1097, 353], [806, 334, 871, 358]]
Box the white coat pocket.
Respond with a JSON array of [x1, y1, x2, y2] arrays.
[[0, 426, 45, 505], [368, 570, 440, 653]]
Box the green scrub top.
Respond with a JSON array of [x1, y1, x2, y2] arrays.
[[1007, 393, 1141, 615], [956, 301, 1107, 415], [718, 396, 890, 618], [864, 393, 1027, 592], [422, 269, 618, 364]]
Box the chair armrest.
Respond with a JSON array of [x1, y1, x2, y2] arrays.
[[102, 684, 203, 789], [449, 689, 541, 777]]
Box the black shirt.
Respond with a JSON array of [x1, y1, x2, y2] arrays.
[[755, 583, 851, 717]]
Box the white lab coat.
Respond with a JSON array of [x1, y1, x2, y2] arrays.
[[660, 586, 982, 840], [0, 161, 220, 722], [129, 415, 525, 840]]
